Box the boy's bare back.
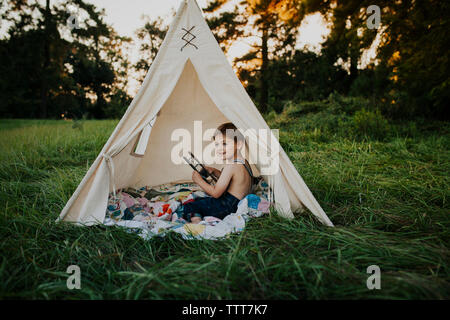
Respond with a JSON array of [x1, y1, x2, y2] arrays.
[[227, 162, 252, 200], [216, 160, 252, 200]]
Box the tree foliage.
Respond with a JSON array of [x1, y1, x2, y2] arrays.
[[0, 0, 132, 119], [0, 0, 448, 119], [272, 0, 450, 118]]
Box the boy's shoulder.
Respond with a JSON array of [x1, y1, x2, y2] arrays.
[[222, 162, 241, 173]]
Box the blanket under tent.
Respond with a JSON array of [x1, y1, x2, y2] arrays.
[[103, 178, 272, 240]]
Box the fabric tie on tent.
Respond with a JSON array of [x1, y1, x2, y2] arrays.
[[101, 114, 158, 200], [114, 114, 159, 158], [102, 153, 116, 199]]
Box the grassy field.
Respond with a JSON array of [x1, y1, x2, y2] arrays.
[[0, 99, 449, 299]]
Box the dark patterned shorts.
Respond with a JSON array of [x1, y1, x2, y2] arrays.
[[182, 192, 240, 221]]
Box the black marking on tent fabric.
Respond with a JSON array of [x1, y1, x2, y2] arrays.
[[181, 26, 198, 51]]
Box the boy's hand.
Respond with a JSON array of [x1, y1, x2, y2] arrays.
[[192, 171, 203, 184], [204, 166, 220, 179], [204, 166, 213, 173]]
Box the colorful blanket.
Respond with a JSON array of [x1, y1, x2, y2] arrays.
[[103, 179, 271, 240]]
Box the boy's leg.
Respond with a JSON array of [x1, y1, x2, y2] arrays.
[[183, 195, 235, 221], [190, 216, 202, 224], [204, 193, 240, 220], [182, 198, 209, 222]]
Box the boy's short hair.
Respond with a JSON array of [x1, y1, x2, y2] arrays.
[[213, 122, 245, 143]]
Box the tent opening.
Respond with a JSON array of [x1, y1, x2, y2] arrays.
[[126, 59, 249, 189]]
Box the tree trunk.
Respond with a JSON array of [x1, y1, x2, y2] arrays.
[[349, 53, 358, 85], [39, 0, 50, 119], [259, 22, 268, 113]]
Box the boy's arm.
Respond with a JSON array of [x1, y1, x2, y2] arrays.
[[192, 166, 233, 199]]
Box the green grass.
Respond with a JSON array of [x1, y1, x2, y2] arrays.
[[0, 106, 449, 299]]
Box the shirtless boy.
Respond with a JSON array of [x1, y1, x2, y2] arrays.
[[183, 122, 253, 223]]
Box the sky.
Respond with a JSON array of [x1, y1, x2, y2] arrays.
[[83, 0, 329, 52], [84, 0, 328, 45], [84, 0, 193, 37]]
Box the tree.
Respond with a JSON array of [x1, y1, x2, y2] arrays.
[[205, 0, 299, 113], [0, 0, 132, 119], [272, 0, 450, 118], [133, 16, 169, 84]]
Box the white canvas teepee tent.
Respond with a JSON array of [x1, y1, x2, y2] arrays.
[[57, 0, 334, 227]]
